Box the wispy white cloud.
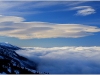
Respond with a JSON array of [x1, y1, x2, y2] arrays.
[[70, 6, 96, 16], [0, 1, 41, 15], [0, 15, 100, 39], [67, 1, 87, 6], [16, 46, 100, 74], [0, 1, 87, 16]]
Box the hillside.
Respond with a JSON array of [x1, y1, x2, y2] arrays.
[[0, 42, 48, 74]]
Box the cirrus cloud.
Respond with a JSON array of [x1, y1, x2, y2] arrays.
[[0, 15, 100, 39], [70, 6, 96, 16]]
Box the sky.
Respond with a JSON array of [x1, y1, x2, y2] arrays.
[[0, 1, 100, 47]]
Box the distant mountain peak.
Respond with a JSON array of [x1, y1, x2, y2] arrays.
[[0, 42, 14, 46], [0, 42, 21, 50]]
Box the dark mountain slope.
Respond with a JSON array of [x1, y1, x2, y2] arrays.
[[0, 42, 37, 74]]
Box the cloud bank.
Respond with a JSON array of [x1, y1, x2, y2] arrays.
[[16, 46, 100, 74], [0, 15, 100, 39], [70, 6, 95, 16]]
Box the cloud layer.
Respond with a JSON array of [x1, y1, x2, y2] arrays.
[[70, 6, 95, 16], [16, 46, 100, 74], [0, 15, 100, 39]]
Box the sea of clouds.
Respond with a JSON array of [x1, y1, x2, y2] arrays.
[[16, 46, 100, 74]]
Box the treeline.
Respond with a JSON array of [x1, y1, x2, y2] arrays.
[[0, 59, 49, 74]]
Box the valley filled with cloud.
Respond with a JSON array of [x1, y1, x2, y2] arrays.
[[16, 46, 100, 74], [0, 1, 100, 74]]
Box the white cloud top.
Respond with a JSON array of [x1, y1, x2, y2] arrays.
[[16, 46, 100, 74], [0, 15, 100, 39]]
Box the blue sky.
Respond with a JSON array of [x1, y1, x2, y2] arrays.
[[0, 1, 100, 47]]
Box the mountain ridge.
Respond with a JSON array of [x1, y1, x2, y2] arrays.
[[0, 42, 37, 74]]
